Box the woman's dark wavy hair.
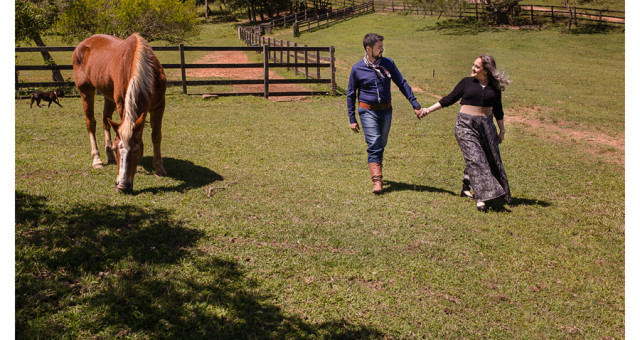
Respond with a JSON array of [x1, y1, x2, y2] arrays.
[[478, 54, 511, 91]]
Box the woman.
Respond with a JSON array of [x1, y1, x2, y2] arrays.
[[421, 54, 512, 211]]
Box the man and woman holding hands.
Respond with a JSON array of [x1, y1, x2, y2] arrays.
[[347, 33, 512, 212]]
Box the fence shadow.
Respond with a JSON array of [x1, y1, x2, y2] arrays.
[[138, 156, 223, 194], [16, 191, 386, 338]]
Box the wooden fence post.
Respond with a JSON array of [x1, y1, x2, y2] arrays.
[[316, 49, 321, 79], [599, 10, 603, 26], [287, 41, 291, 70], [179, 43, 187, 94], [330, 46, 336, 95], [294, 42, 299, 75], [304, 44, 309, 79], [551, 6, 555, 23], [263, 44, 269, 99], [530, 5, 534, 24]]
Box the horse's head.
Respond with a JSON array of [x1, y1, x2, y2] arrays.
[[107, 113, 146, 193]]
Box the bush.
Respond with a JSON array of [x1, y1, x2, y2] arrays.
[[57, 0, 201, 44]]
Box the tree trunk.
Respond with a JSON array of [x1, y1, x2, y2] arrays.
[[33, 33, 64, 83]]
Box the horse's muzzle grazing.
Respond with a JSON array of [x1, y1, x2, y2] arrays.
[[115, 180, 133, 193]]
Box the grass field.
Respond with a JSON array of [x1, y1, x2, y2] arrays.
[[15, 13, 624, 338]]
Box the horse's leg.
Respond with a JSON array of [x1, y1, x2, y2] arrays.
[[149, 98, 167, 177], [102, 100, 117, 164], [80, 88, 103, 169]]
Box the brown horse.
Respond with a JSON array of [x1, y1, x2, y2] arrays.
[[72, 33, 167, 193]]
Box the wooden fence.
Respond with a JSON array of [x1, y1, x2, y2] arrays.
[[15, 44, 336, 99], [330, 0, 624, 25], [293, 2, 374, 36], [237, 26, 336, 94]]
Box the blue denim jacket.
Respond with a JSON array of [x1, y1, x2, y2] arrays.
[[346, 57, 420, 124]]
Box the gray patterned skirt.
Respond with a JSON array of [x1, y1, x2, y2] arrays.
[[454, 112, 512, 204]]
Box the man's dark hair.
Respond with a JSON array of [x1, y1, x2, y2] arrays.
[[363, 33, 384, 50]]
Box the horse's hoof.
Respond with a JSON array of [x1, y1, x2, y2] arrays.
[[93, 163, 104, 169], [155, 168, 167, 177]]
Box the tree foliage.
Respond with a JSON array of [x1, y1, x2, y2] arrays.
[[412, 0, 521, 25], [482, 0, 520, 25], [56, 0, 201, 44], [15, 0, 59, 43], [15, 0, 65, 81]]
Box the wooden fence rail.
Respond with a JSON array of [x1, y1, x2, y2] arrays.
[[237, 26, 336, 88], [16, 44, 336, 98], [330, 0, 624, 25], [293, 1, 374, 36]]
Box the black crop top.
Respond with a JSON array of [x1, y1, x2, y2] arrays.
[[439, 77, 504, 120]]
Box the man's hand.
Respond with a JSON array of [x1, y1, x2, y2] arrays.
[[350, 122, 360, 133], [415, 107, 429, 119], [414, 107, 423, 119]]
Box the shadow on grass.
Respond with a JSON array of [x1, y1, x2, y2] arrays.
[[138, 156, 223, 194], [16, 192, 385, 339], [418, 18, 496, 36], [384, 180, 457, 196], [485, 196, 551, 213]]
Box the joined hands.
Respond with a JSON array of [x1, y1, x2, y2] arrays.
[[415, 107, 429, 119]]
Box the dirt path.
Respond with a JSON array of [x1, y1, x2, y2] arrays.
[[188, 51, 311, 102], [529, 6, 624, 24], [413, 86, 624, 166]]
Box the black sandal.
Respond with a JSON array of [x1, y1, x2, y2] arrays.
[[460, 183, 474, 199]]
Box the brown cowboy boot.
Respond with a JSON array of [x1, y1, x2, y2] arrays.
[[369, 162, 383, 194]]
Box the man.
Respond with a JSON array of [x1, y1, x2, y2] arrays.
[[347, 33, 423, 194]]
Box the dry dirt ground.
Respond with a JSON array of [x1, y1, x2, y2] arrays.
[[187, 51, 312, 102], [413, 87, 624, 166], [187, 52, 623, 166]]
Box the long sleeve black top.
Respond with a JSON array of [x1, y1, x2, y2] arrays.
[[439, 77, 505, 120]]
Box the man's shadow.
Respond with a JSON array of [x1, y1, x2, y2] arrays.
[[384, 180, 457, 196], [137, 157, 223, 194]]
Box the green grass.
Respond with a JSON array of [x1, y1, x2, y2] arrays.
[[15, 13, 624, 338]]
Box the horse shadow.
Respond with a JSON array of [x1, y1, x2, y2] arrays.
[[138, 156, 223, 194]]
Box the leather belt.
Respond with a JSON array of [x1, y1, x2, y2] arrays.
[[359, 101, 391, 111]]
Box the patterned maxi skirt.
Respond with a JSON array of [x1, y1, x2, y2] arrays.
[[454, 112, 512, 204]]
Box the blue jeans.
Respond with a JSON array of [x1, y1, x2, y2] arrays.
[[359, 107, 392, 163]]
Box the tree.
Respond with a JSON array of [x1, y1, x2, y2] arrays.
[[413, 0, 521, 25], [482, 0, 520, 25], [15, 0, 64, 82], [56, 0, 201, 44]]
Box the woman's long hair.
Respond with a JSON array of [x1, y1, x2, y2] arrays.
[[479, 54, 510, 91]]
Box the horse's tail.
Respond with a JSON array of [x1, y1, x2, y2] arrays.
[[122, 33, 155, 142]]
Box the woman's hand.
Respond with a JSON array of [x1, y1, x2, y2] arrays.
[[498, 130, 505, 143]]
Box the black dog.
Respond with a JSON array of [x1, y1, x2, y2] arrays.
[[30, 89, 63, 108]]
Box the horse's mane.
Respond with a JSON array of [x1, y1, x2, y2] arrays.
[[121, 34, 155, 145]]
